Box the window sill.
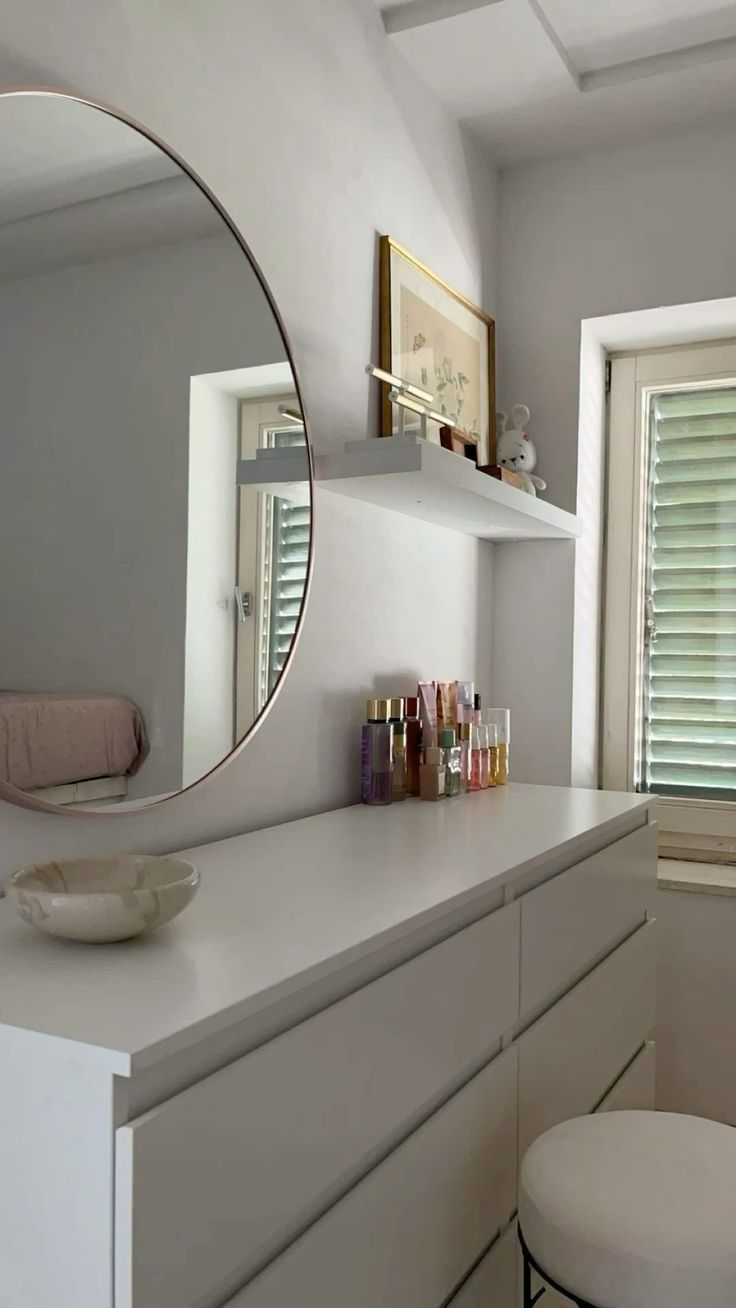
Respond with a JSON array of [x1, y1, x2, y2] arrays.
[[658, 859, 736, 899]]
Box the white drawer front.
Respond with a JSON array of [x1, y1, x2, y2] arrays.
[[449, 1221, 519, 1307], [227, 1049, 518, 1308], [520, 822, 655, 1019], [598, 1040, 656, 1114], [116, 902, 520, 1308], [518, 921, 656, 1160]]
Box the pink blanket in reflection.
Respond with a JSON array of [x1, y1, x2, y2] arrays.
[[0, 691, 149, 791]]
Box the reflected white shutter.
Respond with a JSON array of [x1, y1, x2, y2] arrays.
[[258, 428, 310, 706], [641, 386, 736, 797]]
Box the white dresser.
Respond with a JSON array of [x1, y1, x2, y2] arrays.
[[0, 784, 656, 1307]]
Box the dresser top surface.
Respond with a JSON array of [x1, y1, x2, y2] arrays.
[[0, 784, 650, 1073]]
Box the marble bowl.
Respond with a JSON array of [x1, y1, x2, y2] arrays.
[[6, 854, 200, 943]]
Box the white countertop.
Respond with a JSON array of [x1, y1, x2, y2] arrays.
[[0, 784, 650, 1074]]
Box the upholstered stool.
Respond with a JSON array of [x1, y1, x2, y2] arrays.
[[519, 1110, 736, 1308]]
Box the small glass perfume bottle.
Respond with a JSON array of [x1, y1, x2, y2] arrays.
[[486, 721, 498, 787], [458, 720, 472, 791], [473, 692, 482, 727], [404, 695, 422, 797], [420, 745, 446, 800], [478, 724, 490, 790], [468, 725, 483, 792], [439, 728, 462, 797], [488, 708, 510, 784], [361, 698, 393, 805], [389, 697, 407, 801]]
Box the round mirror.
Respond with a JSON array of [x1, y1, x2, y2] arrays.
[[0, 90, 312, 814]]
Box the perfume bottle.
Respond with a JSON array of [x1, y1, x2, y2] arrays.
[[361, 698, 393, 805], [439, 727, 462, 797], [389, 697, 407, 801], [404, 695, 422, 797], [473, 692, 482, 727], [485, 721, 498, 787], [478, 724, 490, 790], [458, 720, 472, 791], [420, 745, 446, 800], [468, 726, 484, 792], [488, 708, 510, 784]]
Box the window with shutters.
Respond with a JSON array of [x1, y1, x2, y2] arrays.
[[236, 398, 309, 738], [257, 427, 310, 708], [603, 340, 736, 863]]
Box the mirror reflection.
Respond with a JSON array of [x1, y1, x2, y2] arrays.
[[0, 93, 311, 811]]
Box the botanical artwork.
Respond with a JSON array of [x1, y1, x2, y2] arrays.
[[380, 236, 494, 464], [398, 286, 482, 439]]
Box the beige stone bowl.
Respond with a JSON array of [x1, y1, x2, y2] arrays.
[[6, 855, 200, 943]]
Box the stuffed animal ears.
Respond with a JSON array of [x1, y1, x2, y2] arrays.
[[495, 411, 507, 437], [511, 404, 530, 430]]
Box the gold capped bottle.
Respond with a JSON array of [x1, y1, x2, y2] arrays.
[[361, 698, 393, 805], [389, 697, 407, 801]]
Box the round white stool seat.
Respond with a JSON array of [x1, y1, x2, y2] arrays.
[[519, 1111, 736, 1308]]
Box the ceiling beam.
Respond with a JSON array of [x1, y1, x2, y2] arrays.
[[526, 0, 580, 90], [582, 33, 736, 92], [381, 0, 505, 37]]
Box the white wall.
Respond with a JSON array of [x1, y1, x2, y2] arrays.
[[0, 0, 496, 874], [0, 231, 283, 798], [495, 114, 736, 786]]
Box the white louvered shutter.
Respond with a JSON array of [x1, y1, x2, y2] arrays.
[[640, 386, 736, 798], [258, 428, 310, 706]]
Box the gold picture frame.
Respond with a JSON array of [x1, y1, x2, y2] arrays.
[[379, 235, 495, 464]]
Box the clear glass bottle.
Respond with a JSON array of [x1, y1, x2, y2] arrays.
[[389, 697, 407, 801], [478, 724, 490, 790], [439, 727, 462, 797], [458, 720, 472, 791], [468, 725, 483, 792], [488, 708, 510, 784], [486, 721, 498, 787], [361, 698, 393, 805]]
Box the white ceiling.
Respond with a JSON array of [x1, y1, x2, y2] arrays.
[[377, 0, 736, 164]]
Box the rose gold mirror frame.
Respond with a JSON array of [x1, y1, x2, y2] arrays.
[[0, 86, 314, 818]]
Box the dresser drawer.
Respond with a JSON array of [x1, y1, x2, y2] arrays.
[[598, 1040, 656, 1114], [115, 901, 520, 1308], [520, 822, 655, 1019], [518, 921, 656, 1159], [226, 1048, 518, 1308], [449, 1221, 519, 1307]]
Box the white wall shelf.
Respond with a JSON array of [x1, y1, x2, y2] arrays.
[[316, 437, 581, 541], [236, 447, 310, 505]]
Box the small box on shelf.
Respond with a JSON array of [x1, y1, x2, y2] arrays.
[[439, 425, 478, 463], [477, 464, 525, 490]]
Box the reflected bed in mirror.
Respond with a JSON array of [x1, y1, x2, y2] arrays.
[[0, 90, 311, 814]]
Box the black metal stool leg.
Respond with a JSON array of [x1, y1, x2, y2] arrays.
[[522, 1237, 533, 1308], [519, 1227, 596, 1308], [520, 1230, 546, 1306]]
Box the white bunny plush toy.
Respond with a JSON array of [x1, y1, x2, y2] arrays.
[[495, 405, 547, 497]]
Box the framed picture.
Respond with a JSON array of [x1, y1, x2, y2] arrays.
[[379, 235, 495, 464]]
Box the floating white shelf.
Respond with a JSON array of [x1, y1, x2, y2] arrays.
[[316, 437, 581, 542], [236, 447, 310, 505]]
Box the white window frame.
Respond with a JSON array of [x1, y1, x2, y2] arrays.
[[603, 339, 736, 863]]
